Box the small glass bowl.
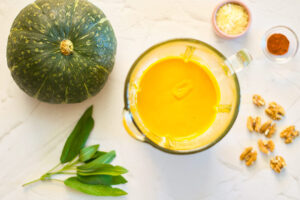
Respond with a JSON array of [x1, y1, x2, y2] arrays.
[[262, 26, 299, 64]]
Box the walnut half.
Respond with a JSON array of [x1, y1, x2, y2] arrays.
[[259, 120, 277, 138], [252, 94, 265, 107], [258, 139, 275, 154], [270, 156, 286, 173], [247, 116, 261, 132], [265, 102, 285, 120], [240, 147, 257, 166], [280, 126, 299, 144]]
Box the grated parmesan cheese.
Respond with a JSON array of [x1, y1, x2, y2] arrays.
[[216, 3, 249, 35]]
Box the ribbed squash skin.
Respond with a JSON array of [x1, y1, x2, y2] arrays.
[[7, 0, 117, 103]]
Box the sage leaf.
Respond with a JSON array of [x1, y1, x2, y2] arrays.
[[78, 151, 116, 170], [78, 164, 128, 176], [93, 151, 107, 159], [85, 151, 107, 163], [79, 145, 99, 162], [77, 175, 127, 185], [60, 106, 94, 164], [64, 177, 127, 196]]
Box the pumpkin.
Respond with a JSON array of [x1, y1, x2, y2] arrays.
[[7, 0, 117, 103]]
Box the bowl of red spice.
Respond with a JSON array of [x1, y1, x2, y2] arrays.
[[262, 26, 298, 64]]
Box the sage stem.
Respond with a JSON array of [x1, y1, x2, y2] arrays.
[[48, 163, 61, 173], [22, 178, 42, 187]]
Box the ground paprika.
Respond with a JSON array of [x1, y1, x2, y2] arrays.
[[267, 33, 290, 55]]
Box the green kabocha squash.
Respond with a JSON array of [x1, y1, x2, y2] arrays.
[[7, 0, 116, 103]]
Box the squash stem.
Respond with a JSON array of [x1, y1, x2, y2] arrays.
[[60, 39, 74, 56]]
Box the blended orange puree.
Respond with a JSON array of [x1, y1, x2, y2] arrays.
[[136, 57, 220, 141]]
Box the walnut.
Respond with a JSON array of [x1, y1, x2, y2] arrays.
[[240, 147, 257, 166], [259, 120, 276, 138], [266, 123, 276, 138], [280, 126, 299, 144], [247, 117, 254, 132], [270, 156, 286, 173], [257, 139, 275, 154], [254, 117, 261, 132], [265, 102, 285, 120], [252, 94, 265, 107], [260, 120, 271, 133], [247, 116, 261, 132]]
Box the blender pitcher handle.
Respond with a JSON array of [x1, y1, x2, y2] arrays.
[[123, 109, 146, 142], [225, 49, 252, 74]]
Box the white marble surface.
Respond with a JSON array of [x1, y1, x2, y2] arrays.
[[1, 0, 300, 199]]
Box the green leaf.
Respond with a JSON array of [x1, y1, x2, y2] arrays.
[[77, 175, 127, 185], [84, 151, 107, 163], [64, 177, 127, 196], [60, 106, 94, 164], [78, 164, 128, 176], [79, 145, 99, 162], [93, 151, 108, 159], [78, 151, 116, 170]]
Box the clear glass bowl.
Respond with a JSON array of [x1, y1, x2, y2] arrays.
[[262, 26, 298, 64]]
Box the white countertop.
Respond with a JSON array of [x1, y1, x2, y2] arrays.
[[1, 0, 300, 199]]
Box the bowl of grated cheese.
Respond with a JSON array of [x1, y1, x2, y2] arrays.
[[212, 0, 251, 39]]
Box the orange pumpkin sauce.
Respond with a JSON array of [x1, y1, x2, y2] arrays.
[[136, 57, 220, 141]]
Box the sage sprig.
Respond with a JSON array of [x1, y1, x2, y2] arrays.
[[23, 106, 128, 196]]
